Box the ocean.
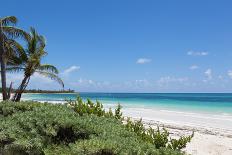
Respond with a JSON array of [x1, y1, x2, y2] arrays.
[[22, 93, 232, 115]]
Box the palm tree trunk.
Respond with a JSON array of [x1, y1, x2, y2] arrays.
[[13, 76, 30, 102], [0, 20, 8, 100], [7, 82, 13, 100], [0, 57, 7, 100]]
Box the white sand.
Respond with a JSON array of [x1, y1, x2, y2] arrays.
[[184, 133, 232, 155], [122, 107, 232, 155]]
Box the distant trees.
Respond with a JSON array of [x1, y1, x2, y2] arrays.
[[0, 88, 75, 94]]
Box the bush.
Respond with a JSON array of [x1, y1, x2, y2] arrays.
[[67, 97, 193, 151], [125, 118, 193, 150], [0, 99, 190, 155], [66, 96, 123, 120], [0, 101, 41, 117]]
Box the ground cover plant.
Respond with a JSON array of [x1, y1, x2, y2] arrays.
[[0, 97, 193, 155]]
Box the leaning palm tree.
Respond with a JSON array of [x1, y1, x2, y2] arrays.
[[0, 16, 28, 100], [3, 38, 26, 99], [7, 27, 64, 102]]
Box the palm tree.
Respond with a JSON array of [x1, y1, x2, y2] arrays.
[[0, 16, 28, 100], [3, 38, 26, 99], [7, 27, 64, 102]]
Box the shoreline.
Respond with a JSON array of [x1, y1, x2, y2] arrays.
[[22, 92, 78, 94]]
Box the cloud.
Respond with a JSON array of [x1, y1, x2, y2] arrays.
[[62, 66, 80, 75], [189, 65, 199, 70], [2, 72, 61, 90], [187, 50, 208, 56], [136, 58, 151, 64], [157, 76, 188, 87], [31, 73, 54, 83], [78, 78, 94, 85], [135, 79, 150, 87], [205, 69, 212, 80], [218, 75, 223, 80], [70, 78, 113, 92], [227, 70, 232, 79]]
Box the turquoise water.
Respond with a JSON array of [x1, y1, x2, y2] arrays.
[[22, 93, 232, 115]]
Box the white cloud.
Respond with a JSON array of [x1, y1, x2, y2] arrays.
[[31, 73, 54, 83], [2, 73, 24, 88], [187, 50, 208, 56], [205, 69, 212, 80], [62, 66, 80, 75], [157, 76, 188, 87], [2, 72, 61, 90], [77, 78, 95, 86], [218, 75, 223, 80], [189, 65, 199, 70], [136, 58, 151, 64], [227, 70, 232, 79], [135, 79, 150, 87]]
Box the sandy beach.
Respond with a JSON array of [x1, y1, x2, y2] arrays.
[[123, 107, 232, 155]]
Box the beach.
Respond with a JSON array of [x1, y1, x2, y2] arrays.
[[123, 108, 232, 155], [18, 93, 232, 154]]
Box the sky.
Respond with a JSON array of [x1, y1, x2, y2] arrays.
[[1, 0, 232, 92]]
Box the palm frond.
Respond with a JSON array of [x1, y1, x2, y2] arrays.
[[4, 67, 25, 73], [28, 30, 38, 54], [2, 26, 29, 40], [7, 55, 25, 66], [37, 64, 59, 74], [5, 39, 27, 58], [38, 35, 46, 47], [36, 71, 64, 88], [1, 16, 17, 26], [30, 27, 37, 37]]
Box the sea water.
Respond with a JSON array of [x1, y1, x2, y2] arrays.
[[22, 93, 232, 115]]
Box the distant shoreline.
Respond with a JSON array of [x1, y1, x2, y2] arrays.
[[23, 92, 78, 94]]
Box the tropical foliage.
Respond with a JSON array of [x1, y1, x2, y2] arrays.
[[67, 96, 194, 151], [6, 27, 64, 101], [0, 98, 192, 155], [0, 16, 63, 101], [0, 16, 28, 100]]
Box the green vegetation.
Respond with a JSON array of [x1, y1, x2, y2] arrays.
[[0, 97, 193, 155], [0, 88, 75, 94], [8, 27, 64, 102], [22, 89, 75, 94], [0, 16, 63, 102], [0, 16, 28, 100]]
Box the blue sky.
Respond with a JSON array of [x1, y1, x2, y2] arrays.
[[1, 0, 232, 92]]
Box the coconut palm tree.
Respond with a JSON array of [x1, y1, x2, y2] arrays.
[[0, 16, 28, 100], [7, 27, 64, 102], [3, 38, 26, 99]]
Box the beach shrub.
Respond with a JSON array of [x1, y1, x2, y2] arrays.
[[167, 134, 194, 150], [66, 96, 123, 120], [0, 101, 185, 155], [0, 100, 42, 116], [67, 97, 193, 151], [125, 118, 193, 150]]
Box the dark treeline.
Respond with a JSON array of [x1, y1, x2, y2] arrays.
[[0, 88, 75, 93]]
